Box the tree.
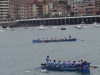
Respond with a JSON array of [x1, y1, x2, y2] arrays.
[[65, 5, 71, 12], [43, 13, 50, 18], [59, 1, 67, 5], [70, 12, 74, 16]]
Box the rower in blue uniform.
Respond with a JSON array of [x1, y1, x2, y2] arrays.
[[53, 60, 56, 67], [46, 56, 50, 64], [69, 35, 71, 39], [48, 60, 53, 66]]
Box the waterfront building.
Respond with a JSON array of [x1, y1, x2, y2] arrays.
[[95, 0, 100, 10], [68, 0, 99, 16], [9, 0, 33, 20], [0, 0, 9, 21], [74, 3, 99, 16], [9, 0, 49, 19], [32, 0, 48, 17]]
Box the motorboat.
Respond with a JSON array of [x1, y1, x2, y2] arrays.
[[93, 22, 97, 26], [39, 25, 46, 30], [93, 22, 100, 28], [61, 27, 66, 30], [6, 26, 11, 30], [95, 25, 100, 28], [52, 26, 59, 29], [75, 22, 87, 29]]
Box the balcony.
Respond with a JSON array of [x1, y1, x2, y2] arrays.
[[0, 7, 9, 8], [0, 1, 9, 3]]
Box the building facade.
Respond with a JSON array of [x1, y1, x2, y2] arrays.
[[32, 0, 48, 17], [9, 0, 34, 20], [68, 0, 99, 16], [9, 0, 49, 19], [95, 0, 100, 10], [0, 0, 9, 21]]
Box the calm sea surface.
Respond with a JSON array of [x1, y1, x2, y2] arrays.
[[0, 24, 100, 75]]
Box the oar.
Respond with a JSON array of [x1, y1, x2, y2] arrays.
[[77, 39, 85, 41], [89, 66, 98, 70]]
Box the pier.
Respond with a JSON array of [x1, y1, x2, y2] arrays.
[[0, 15, 100, 27], [16, 15, 100, 26]]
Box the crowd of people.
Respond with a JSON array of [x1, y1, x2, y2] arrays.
[[45, 56, 88, 68]]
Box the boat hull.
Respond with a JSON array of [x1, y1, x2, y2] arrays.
[[41, 65, 90, 73], [32, 38, 77, 43]]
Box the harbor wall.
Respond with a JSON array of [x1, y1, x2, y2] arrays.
[[18, 16, 100, 26], [0, 21, 20, 28], [0, 16, 100, 27]]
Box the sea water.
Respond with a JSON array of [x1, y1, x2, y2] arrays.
[[0, 24, 100, 75]]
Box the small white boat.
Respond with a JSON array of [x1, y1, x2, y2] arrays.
[[93, 22, 97, 26], [95, 25, 100, 28], [39, 25, 46, 30], [82, 26, 87, 29], [6, 26, 11, 30], [65, 27, 69, 29], [52, 26, 59, 29], [93, 22, 100, 28], [0, 26, 4, 32], [75, 25, 83, 29], [75, 22, 87, 29], [0, 30, 4, 32]]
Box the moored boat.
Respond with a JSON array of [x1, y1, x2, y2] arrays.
[[61, 27, 66, 30], [39, 25, 46, 30], [75, 22, 87, 29]]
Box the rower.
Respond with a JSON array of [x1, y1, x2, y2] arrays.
[[38, 38, 40, 40], [64, 37, 67, 40], [48, 60, 53, 66], [53, 60, 56, 67], [46, 56, 50, 64], [69, 35, 71, 39], [63, 61, 67, 67], [55, 37, 57, 40], [51, 37, 53, 40]]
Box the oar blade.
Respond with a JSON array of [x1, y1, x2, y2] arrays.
[[89, 66, 98, 70]]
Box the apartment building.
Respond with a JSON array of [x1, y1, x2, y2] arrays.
[[95, 0, 100, 10], [9, 0, 49, 19], [0, 0, 9, 21], [9, 0, 34, 20], [68, 0, 99, 16], [32, 0, 48, 17]]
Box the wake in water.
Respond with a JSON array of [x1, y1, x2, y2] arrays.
[[24, 67, 47, 73]]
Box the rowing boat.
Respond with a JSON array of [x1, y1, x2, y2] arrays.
[[41, 63, 90, 73], [32, 38, 77, 43]]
